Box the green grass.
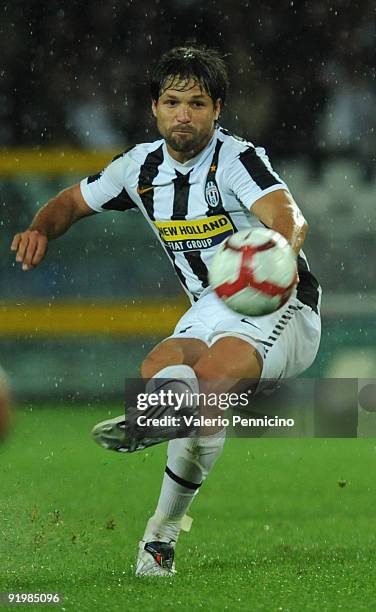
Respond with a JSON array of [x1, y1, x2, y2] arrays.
[[1, 405, 376, 611]]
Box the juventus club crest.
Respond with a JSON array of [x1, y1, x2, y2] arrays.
[[205, 181, 220, 207]]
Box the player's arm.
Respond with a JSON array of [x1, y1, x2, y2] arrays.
[[225, 146, 307, 254], [11, 184, 93, 271], [251, 189, 307, 255]]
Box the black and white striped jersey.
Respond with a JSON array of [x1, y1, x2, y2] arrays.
[[80, 127, 320, 310]]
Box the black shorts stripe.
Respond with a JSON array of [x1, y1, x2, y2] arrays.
[[165, 466, 202, 490], [297, 256, 320, 314], [138, 144, 164, 221], [172, 170, 192, 220], [184, 251, 209, 289], [239, 146, 282, 190], [263, 307, 299, 356]]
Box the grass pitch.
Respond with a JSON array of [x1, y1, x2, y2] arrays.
[[1, 405, 376, 611]]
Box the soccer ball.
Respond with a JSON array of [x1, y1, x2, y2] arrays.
[[209, 228, 298, 316]]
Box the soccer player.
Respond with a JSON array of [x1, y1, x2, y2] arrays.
[[11, 46, 321, 576]]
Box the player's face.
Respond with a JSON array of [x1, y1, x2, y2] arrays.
[[152, 78, 221, 162]]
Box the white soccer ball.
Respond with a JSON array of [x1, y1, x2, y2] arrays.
[[209, 228, 298, 316]]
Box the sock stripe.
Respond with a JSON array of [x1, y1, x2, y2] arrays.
[[165, 466, 202, 491]]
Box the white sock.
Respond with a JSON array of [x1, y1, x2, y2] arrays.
[[143, 432, 226, 543], [142, 365, 226, 543], [142, 363, 226, 542]]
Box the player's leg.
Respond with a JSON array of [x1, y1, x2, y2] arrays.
[[194, 336, 262, 430], [92, 297, 212, 452], [137, 298, 320, 576], [141, 337, 207, 378], [136, 337, 225, 575], [136, 336, 261, 575], [92, 336, 208, 452], [136, 427, 226, 576], [144, 337, 262, 532]]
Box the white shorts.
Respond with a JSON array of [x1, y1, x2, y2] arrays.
[[167, 291, 321, 383]]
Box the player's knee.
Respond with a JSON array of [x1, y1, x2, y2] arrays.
[[193, 354, 242, 383], [141, 354, 163, 379], [193, 360, 221, 383], [194, 340, 263, 381], [193, 345, 263, 392], [141, 343, 184, 379], [193, 360, 233, 403]]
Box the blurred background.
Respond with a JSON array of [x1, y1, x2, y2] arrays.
[[1, 0, 375, 401]]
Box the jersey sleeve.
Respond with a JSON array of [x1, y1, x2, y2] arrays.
[[224, 145, 289, 209], [80, 152, 138, 213]]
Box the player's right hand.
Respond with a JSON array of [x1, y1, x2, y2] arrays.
[[11, 229, 48, 271]]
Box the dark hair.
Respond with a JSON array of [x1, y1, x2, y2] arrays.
[[150, 45, 229, 105]]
